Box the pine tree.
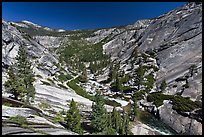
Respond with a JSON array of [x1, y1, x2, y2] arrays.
[[65, 99, 83, 134], [124, 112, 131, 135], [4, 66, 26, 100], [115, 72, 121, 92], [189, 64, 196, 77], [107, 113, 112, 128], [91, 91, 108, 132], [15, 44, 35, 103], [111, 107, 119, 131], [160, 79, 167, 92], [119, 111, 131, 135], [103, 126, 117, 135], [79, 64, 88, 83], [131, 93, 138, 121], [4, 45, 35, 102], [89, 61, 94, 74], [103, 113, 117, 135], [134, 65, 145, 90]]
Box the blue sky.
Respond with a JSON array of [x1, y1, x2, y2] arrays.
[[2, 2, 187, 30]]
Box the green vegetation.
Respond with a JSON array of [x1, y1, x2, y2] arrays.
[[133, 90, 146, 101], [91, 91, 108, 132], [57, 83, 68, 89], [131, 95, 138, 121], [189, 64, 197, 77], [15, 24, 95, 37], [15, 44, 35, 103], [110, 71, 122, 92], [160, 80, 167, 91], [111, 107, 132, 135], [67, 79, 93, 100], [151, 65, 159, 71], [120, 112, 132, 135], [3, 102, 14, 107], [147, 92, 202, 112], [109, 65, 133, 93], [65, 99, 83, 134], [22, 34, 32, 41], [4, 66, 23, 101], [58, 73, 72, 82], [46, 78, 54, 84], [38, 101, 51, 109], [111, 107, 122, 132], [67, 78, 122, 107], [146, 50, 157, 58], [104, 99, 121, 107], [120, 74, 130, 84], [9, 115, 27, 126], [8, 115, 49, 135], [35, 74, 43, 78], [121, 86, 132, 92], [171, 96, 202, 112], [58, 39, 110, 73], [40, 80, 51, 86], [78, 66, 88, 83], [134, 65, 145, 90], [37, 63, 44, 67], [141, 53, 150, 62], [147, 92, 169, 107], [145, 73, 155, 91], [91, 92, 132, 135], [67, 79, 94, 101], [4, 44, 35, 103]]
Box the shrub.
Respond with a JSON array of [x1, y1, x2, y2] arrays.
[[9, 115, 27, 126], [160, 80, 167, 91], [120, 74, 130, 84], [147, 92, 202, 112], [171, 95, 202, 112], [38, 101, 51, 109], [147, 92, 173, 107], [145, 73, 155, 91], [121, 86, 132, 93], [67, 79, 94, 101], [104, 99, 121, 107], [3, 102, 13, 107], [151, 65, 159, 71], [53, 112, 64, 123], [133, 90, 146, 100], [58, 74, 72, 82]]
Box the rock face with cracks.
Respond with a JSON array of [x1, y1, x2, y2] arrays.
[[2, 2, 202, 135]]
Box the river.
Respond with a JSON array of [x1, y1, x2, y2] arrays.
[[139, 111, 178, 135]]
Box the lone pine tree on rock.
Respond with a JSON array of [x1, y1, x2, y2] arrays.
[[91, 90, 108, 132], [65, 98, 83, 134], [4, 44, 35, 103], [4, 65, 26, 100]]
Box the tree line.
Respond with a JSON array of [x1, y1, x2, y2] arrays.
[[65, 91, 137, 135]]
